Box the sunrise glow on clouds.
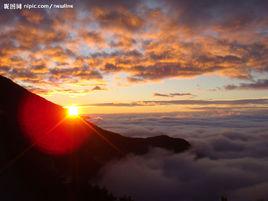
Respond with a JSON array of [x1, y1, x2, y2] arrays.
[[1, 0, 268, 113]]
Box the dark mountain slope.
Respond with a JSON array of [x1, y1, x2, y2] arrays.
[[0, 75, 190, 201]]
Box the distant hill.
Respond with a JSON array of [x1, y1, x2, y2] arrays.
[[0, 75, 190, 201]]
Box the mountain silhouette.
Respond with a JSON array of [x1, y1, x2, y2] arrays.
[[0, 75, 190, 201]]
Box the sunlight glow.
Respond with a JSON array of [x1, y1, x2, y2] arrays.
[[67, 106, 79, 117]]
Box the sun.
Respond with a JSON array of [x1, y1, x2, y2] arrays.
[[67, 106, 79, 117]]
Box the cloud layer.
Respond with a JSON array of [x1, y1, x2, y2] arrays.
[[1, 0, 268, 93], [225, 79, 268, 90], [86, 98, 268, 107], [89, 110, 268, 201], [154, 92, 193, 97]]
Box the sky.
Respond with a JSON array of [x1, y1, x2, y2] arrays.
[[1, 0, 268, 114], [1, 2, 267, 200]]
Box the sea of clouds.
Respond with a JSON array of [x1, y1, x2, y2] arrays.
[[88, 109, 268, 201]]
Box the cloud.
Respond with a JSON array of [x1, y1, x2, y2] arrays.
[[86, 98, 268, 107], [164, 0, 268, 33], [102, 63, 123, 72], [99, 150, 268, 201], [170, 93, 192, 96], [49, 67, 103, 81], [1, 0, 268, 91], [127, 64, 222, 82], [154, 92, 193, 97], [91, 111, 268, 201], [92, 85, 106, 91], [225, 79, 268, 90], [153, 93, 170, 97], [91, 6, 144, 32]]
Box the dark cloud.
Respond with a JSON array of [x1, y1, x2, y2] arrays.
[[49, 67, 103, 81], [88, 111, 268, 201], [26, 85, 50, 94], [127, 64, 222, 82], [9, 68, 38, 80], [92, 86, 105, 91], [87, 102, 141, 107], [86, 98, 268, 107], [170, 92, 192, 96], [0, 66, 10, 73], [103, 63, 123, 72], [82, 31, 105, 45], [225, 79, 268, 90], [154, 93, 170, 97], [165, 0, 268, 31], [154, 92, 193, 97], [91, 7, 144, 32]]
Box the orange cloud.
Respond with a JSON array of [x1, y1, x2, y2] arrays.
[[1, 0, 268, 94]]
